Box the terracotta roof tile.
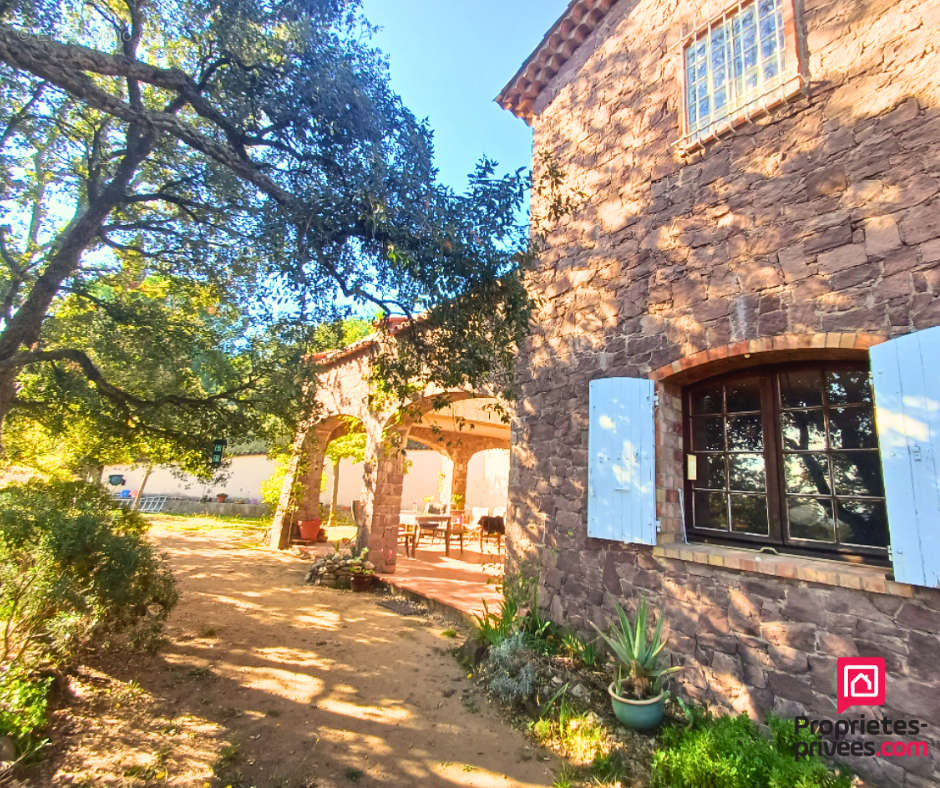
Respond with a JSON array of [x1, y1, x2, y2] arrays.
[[496, 0, 617, 123]]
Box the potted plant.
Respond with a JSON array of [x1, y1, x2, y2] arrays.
[[216, 492, 229, 503], [348, 548, 376, 592], [297, 516, 322, 541], [591, 598, 680, 730]]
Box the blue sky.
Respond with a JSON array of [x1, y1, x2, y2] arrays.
[[360, 1, 569, 193]]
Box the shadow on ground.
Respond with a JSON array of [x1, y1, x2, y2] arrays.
[[28, 523, 557, 788]]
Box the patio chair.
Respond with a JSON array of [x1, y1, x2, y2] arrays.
[[470, 506, 490, 523], [398, 513, 418, 558], [416, 517, 446, 548], [478, 515, 505, 553], [445, 511, 467, 555]]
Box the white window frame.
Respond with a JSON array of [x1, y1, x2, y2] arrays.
[[676, 0, 805, 152]]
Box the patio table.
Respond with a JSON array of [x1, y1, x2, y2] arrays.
[[415, 514, 453, 555]]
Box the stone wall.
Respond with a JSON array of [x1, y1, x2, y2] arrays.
[[159, 498, 271, 518], [542, 541, 940, 786], [506, 0, 940, 784]]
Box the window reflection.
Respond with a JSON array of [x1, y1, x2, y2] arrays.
[[731, 494, 769, 535], [784, 453, 831, 496], [827, 370, 872, 405], [726, 377, 761, 412], [693, 416, 724, 451], [782, 410, 826, 450], [835, 500, 890, 547], [727, 414, 763, 451], [780, 369, 823, 408], [788, 497, 834, 541], [687, 364, 889, 559], [729, 454, 765, 491], [829, 407, 876, 449], [831, 452, 884, 497], [695, 491, 728, 531]]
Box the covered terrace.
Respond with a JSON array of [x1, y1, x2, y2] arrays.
[[269, 324, 511, 581]]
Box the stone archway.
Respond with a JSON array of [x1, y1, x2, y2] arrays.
[[268, 334, 510, 572]]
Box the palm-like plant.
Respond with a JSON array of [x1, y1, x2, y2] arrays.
[[591, 598, 681, 699]]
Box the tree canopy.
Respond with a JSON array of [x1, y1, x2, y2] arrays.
[[0, 0, 536, 474]]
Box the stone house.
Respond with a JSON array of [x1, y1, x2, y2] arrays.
[[497, 0, 940, 784]]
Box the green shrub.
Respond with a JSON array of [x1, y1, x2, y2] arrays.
[[0, 479, 178, 670], [0, 664, 51, 748], [483, 632, 537, 704], [473, 571, 572, 660], [651, 711, 853, 788], [559, 630, 598, 667], [531, 696, 607, 763], [473, 591, 520, 647]]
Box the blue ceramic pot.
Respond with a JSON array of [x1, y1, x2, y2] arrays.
[[608, 682, 664, 730]]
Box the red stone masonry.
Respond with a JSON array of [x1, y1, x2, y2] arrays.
[[501, 0, 940, 784]]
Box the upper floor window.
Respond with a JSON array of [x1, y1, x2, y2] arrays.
[[684, 363, 889, 563], [680, 0, 802, 149]]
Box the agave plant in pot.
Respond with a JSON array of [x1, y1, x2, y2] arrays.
[[590, 598, 680, 730]]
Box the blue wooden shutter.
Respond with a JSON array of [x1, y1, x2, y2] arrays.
[[870, 326, 940, 588], [588, 377, 657, 543]]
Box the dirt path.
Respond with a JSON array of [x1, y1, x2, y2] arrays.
[[30, 521, 558, 787]]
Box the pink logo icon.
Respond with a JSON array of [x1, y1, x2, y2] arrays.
[[837, 657, 885, 714]]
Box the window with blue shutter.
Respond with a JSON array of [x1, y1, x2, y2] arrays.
[[870, 326, 940, 588], [587, 377, 657, 544]]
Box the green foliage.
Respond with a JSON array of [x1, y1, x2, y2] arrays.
[[591, 598, 680, 699], [472, 571, 569, 658], [483, 632, 536, 705], [0, 664, 51, 748], [0, 0, 576, 470], [552, 764, 577, 788], [325, 421, 367, 466], [651, 712, 853, 788], [347, 546, 373, 576], [5, 274, 314, 478], [559, 631, 599, 668], [260, 452, 294, 510], [0, 479, 177, 671], [531, 696, 612, 769], [521, 610, 563, 655], [312, 318, 373, 351], [472, 594, 520, 648]]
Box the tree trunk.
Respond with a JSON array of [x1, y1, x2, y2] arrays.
[[132, 464, 153, 510], [0, 127, 154, 439], [328, 458, 340, 526]]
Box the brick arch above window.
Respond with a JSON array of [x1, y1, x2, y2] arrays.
[[650, 333, 887, 385]]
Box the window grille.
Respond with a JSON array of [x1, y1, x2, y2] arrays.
[[682, 0, 789, 142]]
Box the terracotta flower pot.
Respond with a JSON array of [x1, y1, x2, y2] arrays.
[[297, 518, 322, 541]]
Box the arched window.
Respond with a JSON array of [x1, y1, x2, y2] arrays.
[[684, 362, 889, 562]]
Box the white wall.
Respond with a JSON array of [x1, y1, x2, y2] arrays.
[[320, 449, 447, 510], [320, 447, 509, 512], [102, 446, 510, 511], [102, 454, 275, 503], [466, 449, 510, 511]]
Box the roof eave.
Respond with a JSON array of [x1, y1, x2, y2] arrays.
[[495, 0, 617, 122]]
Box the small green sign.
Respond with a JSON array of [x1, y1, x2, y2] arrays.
[[211, 439, 226, 467]]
